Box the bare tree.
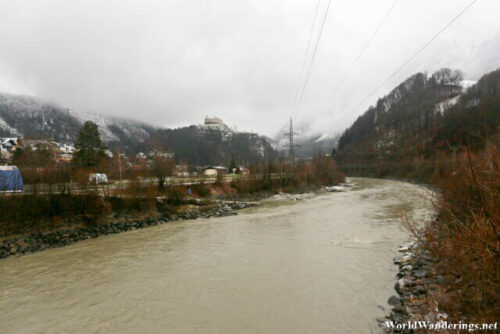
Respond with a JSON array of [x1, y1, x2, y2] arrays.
[[152, 156, 174, 190]]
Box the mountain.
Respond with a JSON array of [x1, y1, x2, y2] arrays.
[[0, 93, 155, 146], [295, 135, 339, 159], [336, 68, 500, 179], [270, 124, 339, 159], [0, 92, 278, 165]]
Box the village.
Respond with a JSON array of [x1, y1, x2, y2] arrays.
[[0, 134, 249, 192]]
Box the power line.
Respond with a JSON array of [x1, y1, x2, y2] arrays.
[[347, 0, 478, 115], [290, 0, 321, 115], [293, 0, 334, 121], [321, 0, 399, 108]]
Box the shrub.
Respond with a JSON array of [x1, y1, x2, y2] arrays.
[[193, 182, 210, 197], [166, 188, 185, 205], [0, 193, 107, 235], [427, 139, 499, 322]]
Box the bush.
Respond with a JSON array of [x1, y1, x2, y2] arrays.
[[426, 139, 499, 323], [193, 182, 210, 197], [0, 193, 107, 236], [166, 188, 185, 205], [106, 196, 155, 215]]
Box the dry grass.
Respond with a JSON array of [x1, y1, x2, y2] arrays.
[[425, 139, 499, 322]]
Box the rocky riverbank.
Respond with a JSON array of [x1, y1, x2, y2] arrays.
[[380, 240, 449, 333], [0, 201, 254, 259]]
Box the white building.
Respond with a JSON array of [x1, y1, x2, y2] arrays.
[[198, 116, 233, 132], [203, 166, 227, 177]]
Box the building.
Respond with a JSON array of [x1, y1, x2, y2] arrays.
[[104, 149, 114, 158], [23, 139, 58, 151], [203, 166, 227, 177], [0, 138, 22, 162], [198, 116, 233, 132], [147, 150, 174, 159], [232, 166, 249, 175], [55, 143, 75, 162], [174, 164, 190, 177], [0, 137, 21, 150]]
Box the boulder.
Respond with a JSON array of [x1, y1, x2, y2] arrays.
[[413, 269, 428, 279], [388, 295, 401, 306]]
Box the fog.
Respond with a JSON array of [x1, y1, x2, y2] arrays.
[[0, 0, 499, 137]]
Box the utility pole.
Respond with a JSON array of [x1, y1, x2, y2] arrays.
[[284, 117, 299, 174], [117, 152, 122, 181]]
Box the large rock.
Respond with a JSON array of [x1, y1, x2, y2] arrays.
[[413, 269, 428, 278], [9, 245, 18, 254], [388, 295, 401, 306]]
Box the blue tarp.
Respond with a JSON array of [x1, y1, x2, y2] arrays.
[[0, 166, 24, 191]]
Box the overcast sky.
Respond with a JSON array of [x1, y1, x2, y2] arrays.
[[0, 0, 499, 137]]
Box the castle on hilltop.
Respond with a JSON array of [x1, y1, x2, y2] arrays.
[[198, 116, 233, 132]]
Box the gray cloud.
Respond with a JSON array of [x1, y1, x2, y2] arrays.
[[0, 0, 499, 137]]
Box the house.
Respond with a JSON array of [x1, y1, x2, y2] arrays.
[[0, 147, 13, 162], [232, 166, 249, 175], [174, 165, 190, 177], [0, 137, 21, 151], [89, 173, 108, 184], [0, 138, 22, 161], [147, 150, 174, 159], [23, 139, 58, 151], [104, 149, 114, 158], [55, 143, 75, 162], [203, 166, 227, 177]]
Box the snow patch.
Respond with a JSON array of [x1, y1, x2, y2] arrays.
[[434, 95, 461, 114], [68, 110, 119, 141], [68, 110, 151, 142], [0, 117, 19, 135]]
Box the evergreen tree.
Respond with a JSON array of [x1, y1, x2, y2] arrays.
[[228, 156, 237, 173], [73, 121, 106, 167]]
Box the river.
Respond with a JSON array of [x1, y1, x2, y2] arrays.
[[0, 178, 434, 334]]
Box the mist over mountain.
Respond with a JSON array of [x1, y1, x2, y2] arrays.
[[0, 93, 155, 147]]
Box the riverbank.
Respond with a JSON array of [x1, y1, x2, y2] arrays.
[[0, 201, 254, 259], [381, 239, 445, 333], [0, 165, 351, 260], [0, 178, 424, 334]]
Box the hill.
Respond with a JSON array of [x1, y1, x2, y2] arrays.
[[147, 126, 278, 166], [336, 68, 499, 180]]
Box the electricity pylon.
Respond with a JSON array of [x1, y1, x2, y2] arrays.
[[283, 117, 299, 173]]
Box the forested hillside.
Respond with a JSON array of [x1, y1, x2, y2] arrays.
[[336, 68, 499, 180], [336, 68, 500, 323], [147, 126, 278, 166]]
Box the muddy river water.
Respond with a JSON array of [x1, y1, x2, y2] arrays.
[[0, 178, 434, 334]]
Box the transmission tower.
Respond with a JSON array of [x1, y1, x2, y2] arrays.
[[283, 117, 299, 172]]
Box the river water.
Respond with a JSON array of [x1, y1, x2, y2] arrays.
[[0, 178, 434, 334]]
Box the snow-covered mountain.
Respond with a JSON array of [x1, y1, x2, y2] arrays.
[[0, 93, 155, 144]]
